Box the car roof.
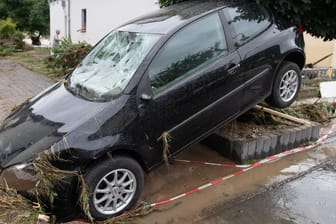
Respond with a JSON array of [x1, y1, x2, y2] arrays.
[[118, 0, 233, 35]]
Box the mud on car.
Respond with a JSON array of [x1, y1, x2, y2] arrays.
[[0, 0, 304, 221]]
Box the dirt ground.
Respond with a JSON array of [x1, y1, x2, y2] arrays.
[[0, 60, 52, 121], [218, 109, 299, 139]]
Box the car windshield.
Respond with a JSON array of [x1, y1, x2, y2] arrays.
[[68, 30, 161, 101]]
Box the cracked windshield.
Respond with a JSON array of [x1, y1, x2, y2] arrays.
[[69, 30, 161, 100]]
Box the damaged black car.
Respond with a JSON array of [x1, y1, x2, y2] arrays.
[[0, 0, 305, 221]]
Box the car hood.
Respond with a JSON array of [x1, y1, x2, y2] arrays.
[[0, 82, 111, 169]]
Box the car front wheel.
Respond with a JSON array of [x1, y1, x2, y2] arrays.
[[85, 156, 144, 220], [266, 61, 301, 108]]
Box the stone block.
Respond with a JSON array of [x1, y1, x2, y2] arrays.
[[279, 130, 290, 152], [288, 129, 297, 149], [203, 120, 322, 164], [262, 136, 271, 158]]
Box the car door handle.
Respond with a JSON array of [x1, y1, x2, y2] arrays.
[[228, 63, 240, 75]]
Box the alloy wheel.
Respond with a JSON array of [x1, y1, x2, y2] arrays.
[[93, 168, 137, 215], [279, 70, 299, 103]]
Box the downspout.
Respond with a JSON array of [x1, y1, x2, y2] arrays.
[[61, 0, 68, 37], [49, 0, 52, 43], [67, 0, 71, 40]]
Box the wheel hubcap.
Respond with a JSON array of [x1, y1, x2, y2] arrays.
[[93, 169, 137, 215], [279, 70, 299, 102]]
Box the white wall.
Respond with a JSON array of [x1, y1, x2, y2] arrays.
[[50, 0, 158, 46], [49, 0, 68, 42]]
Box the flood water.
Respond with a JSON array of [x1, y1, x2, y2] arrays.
[[198, 164, 336, 224], [273, 168, 336, 224]]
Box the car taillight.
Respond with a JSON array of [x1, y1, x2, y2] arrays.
[[298, 24, 304, 34]]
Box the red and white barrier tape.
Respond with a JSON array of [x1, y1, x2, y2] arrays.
[[320, 119, 336, 135], [173, 159, 251, 169], [149, 118, 336, 208]]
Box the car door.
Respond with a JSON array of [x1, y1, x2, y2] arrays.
[[137, 12, 243, 156], [223, 5, 275, 109]]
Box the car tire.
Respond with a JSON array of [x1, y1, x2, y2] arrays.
[[85, 156, 144, 221], [53, 176, 80, 222], [266, 61, 301, 108]]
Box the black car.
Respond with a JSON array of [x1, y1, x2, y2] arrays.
[[0, 0, 304, 221]]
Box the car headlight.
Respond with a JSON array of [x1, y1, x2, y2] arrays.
[[14, 163, 30, 170]]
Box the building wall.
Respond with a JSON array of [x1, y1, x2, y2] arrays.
[[50, 0, 158, 45], [304, 33, 336, 68], [49, 0, 68, 41], [332, 41, 336, 68]]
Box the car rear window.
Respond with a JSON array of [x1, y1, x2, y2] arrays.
[[224, 4, 271, 46]]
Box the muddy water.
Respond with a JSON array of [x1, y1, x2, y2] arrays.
[[141, 144, 238, 203], [198, 166, 336, 224], [274, 168, 336, 223], [137, 145, 336, 224]]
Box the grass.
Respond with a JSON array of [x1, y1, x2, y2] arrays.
[[301, 76, 336, 88], [280, 102, 336, 123], [0, 187, 41, 224], [245, 160, 258, 165], [161, 132, 172, 166], [2, 48, 60, 80], [98, 202, 153, 224]]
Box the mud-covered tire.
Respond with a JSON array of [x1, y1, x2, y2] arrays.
[[85, 156, 144, 221], [266, 61, 301, 108]]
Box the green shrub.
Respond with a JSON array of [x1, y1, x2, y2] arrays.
[[0, 18, 16, 39], [46, 38, 92, 76], [13, 31, 25, 49], [0, 46, 13, 56], [0, 18, 25, 56]]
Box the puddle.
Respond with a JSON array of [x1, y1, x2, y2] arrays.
[[141, 144, 238, 203], [198, 167, 336, 224], [273, 169, 336, 224], [138, 142, 336, 224], [279, 158, 316, 174]]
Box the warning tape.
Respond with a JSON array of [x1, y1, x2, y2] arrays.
[[173, 159, 251, 169], [149, 118, 336, 207], [321, 119, 336, 135]]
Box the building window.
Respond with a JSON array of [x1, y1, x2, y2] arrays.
[[81, 9, 87, 33]]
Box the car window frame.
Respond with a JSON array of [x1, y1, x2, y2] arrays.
[[222, 5, 273, 48], [143, 10, 233, 99]]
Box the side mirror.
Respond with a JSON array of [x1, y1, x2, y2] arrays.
[[140, 93, 153, 101]]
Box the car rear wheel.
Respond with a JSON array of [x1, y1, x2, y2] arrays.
[[266, 61, 301, 108], [85, 156, 144, 220]]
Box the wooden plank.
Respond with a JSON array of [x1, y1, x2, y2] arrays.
[[255, 105, 312, 125]]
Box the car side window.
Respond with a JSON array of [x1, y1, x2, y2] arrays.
[[148, 13, 228, 94], [224, 5, 271, 46]]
